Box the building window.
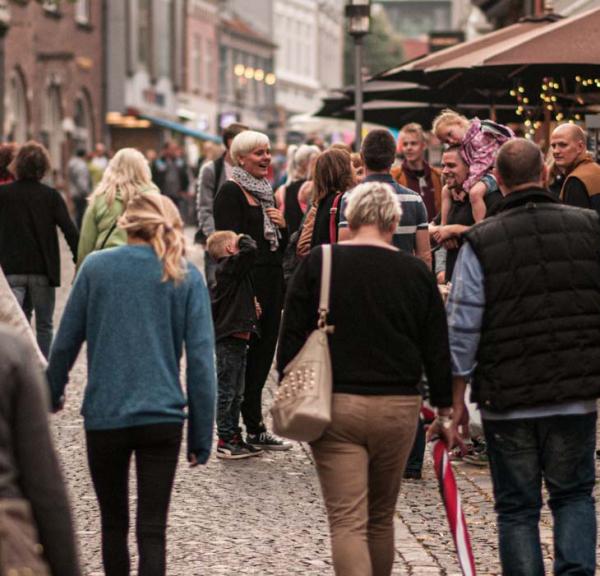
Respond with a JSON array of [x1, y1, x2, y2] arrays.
[[204, 39, 214, 97], [41, 84, 63, 171], [158, 0, 173, 78], [192, 34, 202, 90], [138, 0, 151, 67], [75, 0, 90, 24], [73, 92, 94, 152], [43, 0, 59, 14], [6, 69, 28, 144]]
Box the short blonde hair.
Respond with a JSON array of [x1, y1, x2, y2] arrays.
[[345, 182, 401, 233], [399, 122, 426, 143], [206, 231, 237, 260], [230, 130, 270, 165], [432, 109, 469, 137], [119, 194, 187, 283]]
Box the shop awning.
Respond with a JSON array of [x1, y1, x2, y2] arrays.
[[139, 114, 221, 144]]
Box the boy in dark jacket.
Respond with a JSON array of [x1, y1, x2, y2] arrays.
[[207, 231, 261, 459]]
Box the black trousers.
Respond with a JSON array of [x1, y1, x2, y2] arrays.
[[242, 265, 284, 434], [86, 423, 183, 576]]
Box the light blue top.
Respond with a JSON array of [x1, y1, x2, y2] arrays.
[[447, 242, 596, 420], [47, 244, 217, 463]]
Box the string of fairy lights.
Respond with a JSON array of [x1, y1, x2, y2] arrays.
[[509, 76, 593, 138]]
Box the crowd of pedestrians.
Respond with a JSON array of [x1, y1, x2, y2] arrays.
[[0, 107, 600, 576]]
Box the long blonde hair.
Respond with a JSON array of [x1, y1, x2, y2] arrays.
[[90, 148, 154, 207], [119, 194, 187, 283]]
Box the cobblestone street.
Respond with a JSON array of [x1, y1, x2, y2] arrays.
[[50, 238, 600, 575]]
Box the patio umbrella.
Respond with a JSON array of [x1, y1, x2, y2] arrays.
[[432, 439, 477, 576], [377, 13, 562, 85]]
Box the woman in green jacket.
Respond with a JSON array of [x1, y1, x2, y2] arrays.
[[77, 148, 159, 267]]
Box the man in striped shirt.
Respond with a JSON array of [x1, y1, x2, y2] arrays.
[[338, 129, 431, 268]]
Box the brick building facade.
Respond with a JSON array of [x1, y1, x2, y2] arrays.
[[4, 0, 104, 173]]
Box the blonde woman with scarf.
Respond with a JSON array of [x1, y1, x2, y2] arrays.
[[213, 130, 291, 451]]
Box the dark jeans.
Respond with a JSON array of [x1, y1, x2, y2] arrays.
[[483, 413, 597, 576], [216, 337, 248, 440], [6, 274, 55, 358], [86, 423, 183, 576], [242, 265, 284, 434], [72, 194, 88, 230], [405, 416, 425, 473]]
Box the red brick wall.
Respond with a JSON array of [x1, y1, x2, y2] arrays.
[[5, 1, 104, 162]]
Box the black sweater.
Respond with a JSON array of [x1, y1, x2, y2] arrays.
[[277, 245, 452, 406], [0, 180, 78, 286], [214, 180, 287, 268], [212, 235, 260, 341]]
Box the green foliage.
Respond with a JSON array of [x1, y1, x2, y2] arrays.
[[343, 7, 405, 85]]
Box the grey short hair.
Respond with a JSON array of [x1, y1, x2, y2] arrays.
[[230, 130, 270, 165], [294, 145, 321, 169], [345, 182, 401, 232]]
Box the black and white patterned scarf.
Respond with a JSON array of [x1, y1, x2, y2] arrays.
[[232, 166, 280, 251]]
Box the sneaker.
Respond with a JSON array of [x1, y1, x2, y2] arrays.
[[216, 438, 260, 460], [246, 431, 293, 451], [233, 434, 263, 456], [463, 441, 488, 466]]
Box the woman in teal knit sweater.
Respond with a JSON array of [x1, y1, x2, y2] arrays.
[[47, 194, 216, 576]]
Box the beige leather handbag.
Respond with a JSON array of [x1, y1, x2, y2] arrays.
[[271, 245, 334, 442]]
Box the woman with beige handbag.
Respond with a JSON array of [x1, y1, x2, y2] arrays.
[[277, 182, 454, 576]]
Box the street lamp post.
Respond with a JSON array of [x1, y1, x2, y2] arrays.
[[345, 0, 370, 151]]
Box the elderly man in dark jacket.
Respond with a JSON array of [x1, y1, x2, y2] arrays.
[[447, 138, 600, 576]]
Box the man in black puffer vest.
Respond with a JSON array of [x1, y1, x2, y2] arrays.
[[447, 138, 600, 576]]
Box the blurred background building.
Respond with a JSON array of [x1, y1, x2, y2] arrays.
[[0, 0, 596, 172]]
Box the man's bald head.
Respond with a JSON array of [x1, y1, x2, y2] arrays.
[[552, 123, 586, 143], [495, 138, 545, 194], [551, 123, 588, 172]]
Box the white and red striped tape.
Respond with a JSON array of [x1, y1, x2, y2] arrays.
[[432, 439, 477, 576]]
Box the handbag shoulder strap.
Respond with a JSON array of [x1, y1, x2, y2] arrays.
[[319, 244, 332, 313], [329, 193, 342, 244], [99, 221, 118, 250]]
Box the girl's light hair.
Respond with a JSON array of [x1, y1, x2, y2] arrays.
[[206, 230, 237, 260], [345, 182, 401, 233], [118, 194, 187, 283], [283, 145, 298, 185], [432, 109, 469, 137], [230, 130, 270, 166], [90, 148, 153, 207]]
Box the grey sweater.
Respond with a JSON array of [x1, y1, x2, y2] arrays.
[[0, 326, 80, 575]]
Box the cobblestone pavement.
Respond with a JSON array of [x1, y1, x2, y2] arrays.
[[50, 237, 600, 575]]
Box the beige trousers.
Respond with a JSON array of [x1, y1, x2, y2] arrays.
[[311, 393, 421, 576]]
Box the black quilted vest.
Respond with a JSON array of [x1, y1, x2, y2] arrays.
[[464, 188, 600, 411]]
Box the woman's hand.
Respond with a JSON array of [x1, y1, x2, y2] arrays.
[[266, 207, 286, 229]]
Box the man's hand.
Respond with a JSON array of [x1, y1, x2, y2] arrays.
[[426, 415, 459, 448]]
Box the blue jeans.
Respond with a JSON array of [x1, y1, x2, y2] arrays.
[[6, 274, 55, 359], [483, 413, 597, 576], [216, 337, 248, 441]]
